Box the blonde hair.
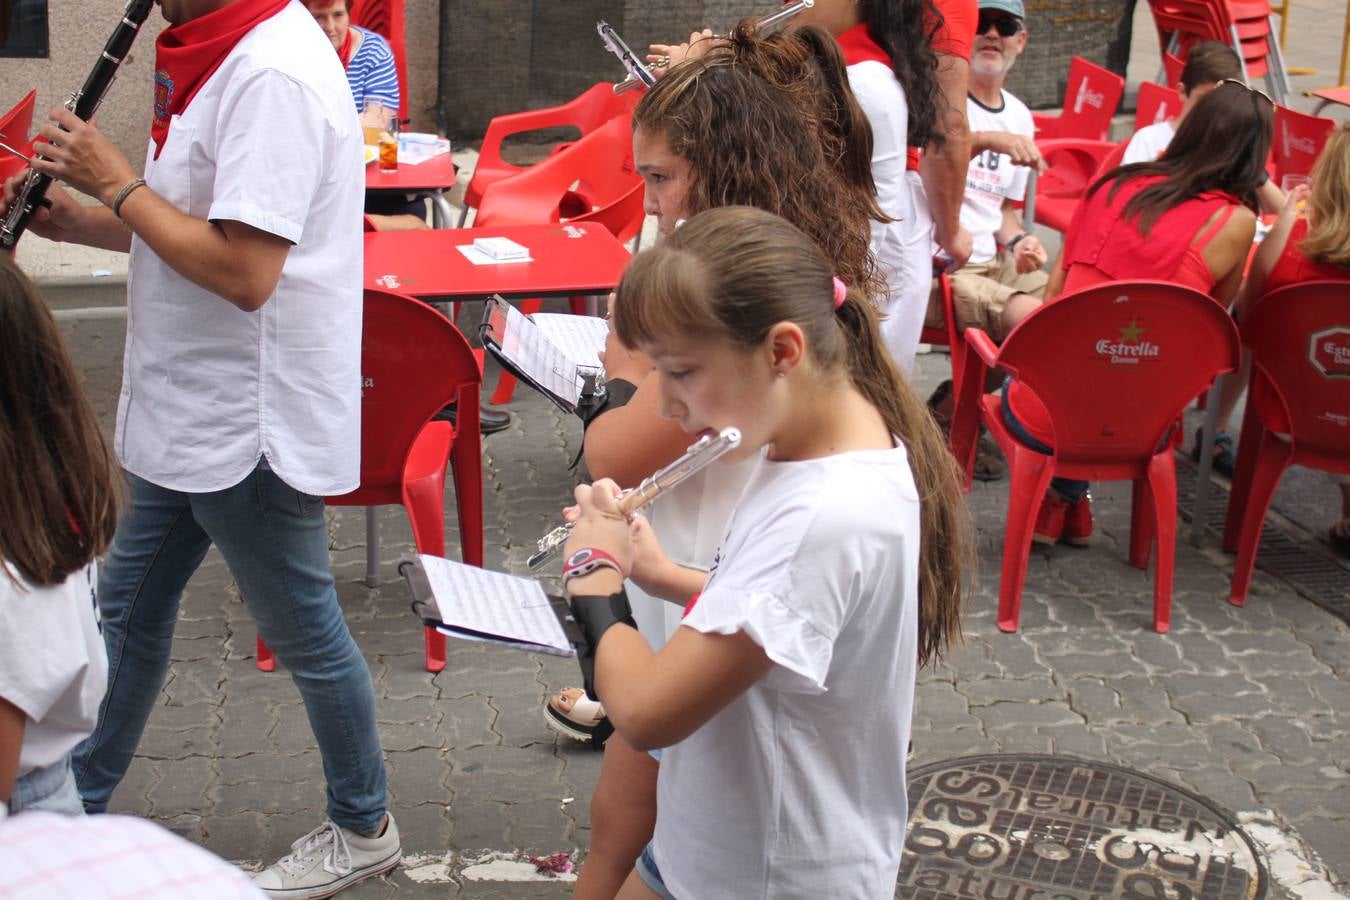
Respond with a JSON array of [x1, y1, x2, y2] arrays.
[[1300, 122, 1350, 267], [615, 207, 971, 666]]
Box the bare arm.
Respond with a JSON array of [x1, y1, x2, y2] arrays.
[[31, 108, 290, 312], [584, 369, 697, 488], [1045, 243, 1068, 298], [920, 52, 973, 268], [1201, 206, 1258, 309], [0, 697, 25, 805], [1234, 186, 1305, 317]]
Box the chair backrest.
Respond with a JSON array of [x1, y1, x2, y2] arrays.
[[1272, 105, 1335, 181], [355, 289, 482, 494], [349, 0, 408, 121], [0, 90, 35, 183], [1135, 81, 1183, 131], [997, 281, 1240, 464], [1055, 57, 1127, 141], [1163, 52, 1186, 86], [1239, 281, 1350, 464], [474, 113, 642, 238], [563, 82, 641, 136]]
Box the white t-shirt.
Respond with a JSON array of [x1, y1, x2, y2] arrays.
[[848, 60, 931, 375], [118, 3, 364, 496], [630, 460, 754, 648], [960, 90, 1036, 264], [0, 562, 106, 777], [1122, 119, 1176, 165], [653, 444, 921, 898]]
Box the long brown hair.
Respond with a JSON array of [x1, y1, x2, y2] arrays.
[[1089, 81, 1272, 234], [615, 207, 969, 666], [1300, 121, 1350, 267], [634, 24, 886, 302], [0, 256, 119, 586], [857, 0, 945, 148]]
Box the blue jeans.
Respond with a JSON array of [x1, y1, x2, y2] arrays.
[[73, 463, 387, 833], [11, 756, 84, 815], [1000, 381, 1089, 501], [635, 842, 679, 899]]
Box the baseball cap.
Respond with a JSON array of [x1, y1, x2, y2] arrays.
[[979, 0, 1026, 19]]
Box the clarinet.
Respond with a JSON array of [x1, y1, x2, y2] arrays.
[[602, 0, 815, 95], [0, 0, 155, 250], [527, 426, 742, 569]]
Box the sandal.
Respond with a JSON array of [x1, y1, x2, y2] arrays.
[[1331, 519, 1350, 557], [1191, 427, 1236, 479], [544, 688, 606, 742]]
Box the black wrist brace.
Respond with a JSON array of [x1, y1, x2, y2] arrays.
[[565, 590, 637, 703]]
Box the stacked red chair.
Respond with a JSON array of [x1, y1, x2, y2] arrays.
[[947, 281, 1240, 633], [256, 289, 485, 674], [349, 0, 408, 121], [460, 83, 639, 226], [1222, 282, 1350, 607], [1147, 0, 1290, 102]]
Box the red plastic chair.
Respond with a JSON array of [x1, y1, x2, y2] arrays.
[[1272, 105, 1335, 183], [460, 83, 639, 225], [1148, 0, 1290, 102], [1136, 81, 1184, 131], [474, 114, 641, 404], [1028, 139, 1124, 234], [349, 0, 408, 121], [1032, 57, 1126, 141], [1221, 282, 1350, 606], [1163, 52, 1186, 87], [0, 90, 36, 183], [948, 281, 1241, 632], [256, 289, 484, 674]]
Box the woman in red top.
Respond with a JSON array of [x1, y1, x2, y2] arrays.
[[1007, 82, 1272, 546], [1217, 122, 1350, 554]]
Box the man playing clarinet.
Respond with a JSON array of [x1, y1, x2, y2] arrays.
[[1, 0, 397, 895]]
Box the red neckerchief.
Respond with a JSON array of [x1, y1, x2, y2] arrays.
[[337, 26, 356, 69], [151, 0, 290, 159], [836, 23, 892, 68]]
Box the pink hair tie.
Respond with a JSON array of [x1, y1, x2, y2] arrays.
[[832, 276, 848, 310]]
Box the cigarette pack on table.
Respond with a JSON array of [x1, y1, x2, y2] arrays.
[[472, 237, 530, 261]]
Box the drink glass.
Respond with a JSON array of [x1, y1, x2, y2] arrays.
[[360, 99, 389, 148], [1281, 174, 1310, 215], [378, 118, 399, 172]]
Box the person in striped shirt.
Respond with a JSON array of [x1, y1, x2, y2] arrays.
[[306, 0, 399, 114]]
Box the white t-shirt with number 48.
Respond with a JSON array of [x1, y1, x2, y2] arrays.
[[960, 90, 1036, 264]]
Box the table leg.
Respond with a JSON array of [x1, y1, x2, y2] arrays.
[[366, 506, 380, 587], [1190, 377, 1225, 547], [429, 190, 454, 229]]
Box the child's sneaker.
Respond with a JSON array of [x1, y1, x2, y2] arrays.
[[1033, 492, 1069, 545], [254, 815, 401, 899], [1062, 493, 1094, 547]]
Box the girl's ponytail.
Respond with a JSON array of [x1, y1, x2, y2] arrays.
[[834, 288, 970, 666]]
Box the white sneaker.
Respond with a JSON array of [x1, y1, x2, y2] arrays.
[[253, 815, 401, 899]]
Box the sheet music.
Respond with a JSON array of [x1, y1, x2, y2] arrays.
[[417, 554, 574, 656], [497, 303, 584, 407], [532, 313, 608, 370]]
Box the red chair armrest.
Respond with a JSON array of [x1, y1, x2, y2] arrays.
[[963, 327, 1001, 367], [478, 106, 591, 169]]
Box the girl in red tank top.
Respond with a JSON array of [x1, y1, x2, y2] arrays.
[[1005, 82, 1272, 546]]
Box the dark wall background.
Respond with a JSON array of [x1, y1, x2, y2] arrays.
[[437, 0, 1133, 142]]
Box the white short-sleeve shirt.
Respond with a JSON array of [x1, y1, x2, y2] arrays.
[[0, 562, 106, 777], [652, 444, 922, 898], [960, 90, 1036, 264], [117, 3, 364, 496], [1122, 119, 1177, 165], [848, 60, 933, 374]]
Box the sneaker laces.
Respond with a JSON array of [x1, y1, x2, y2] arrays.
[[276, 820, 354, 878]]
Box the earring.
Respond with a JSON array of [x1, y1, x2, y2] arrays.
[[776, 371, 786, 379]]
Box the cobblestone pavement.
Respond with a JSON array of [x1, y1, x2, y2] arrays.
[[48, 292, 1348, 898]]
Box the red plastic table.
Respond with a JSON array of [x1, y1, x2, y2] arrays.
[[365, 154, 458, 227], [363, 222, 631, 301]]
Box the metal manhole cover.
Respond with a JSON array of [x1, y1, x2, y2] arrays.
[[900, 754, 1267, 899]]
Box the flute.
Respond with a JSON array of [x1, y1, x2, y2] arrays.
[[602, 0, 815, 95], [527, 426, 742, 569], [1, 0, 155, 250]]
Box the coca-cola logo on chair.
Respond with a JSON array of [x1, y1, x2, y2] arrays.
[[1309, 326, 1350, 379]]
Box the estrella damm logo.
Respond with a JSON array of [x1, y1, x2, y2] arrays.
[[1095, 318, 1160, 365], [1309, 326, 1350, 379]]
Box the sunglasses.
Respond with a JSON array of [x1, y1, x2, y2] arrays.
[[977, 14, 1022, 37], [1216, 78, 1274, 106]]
